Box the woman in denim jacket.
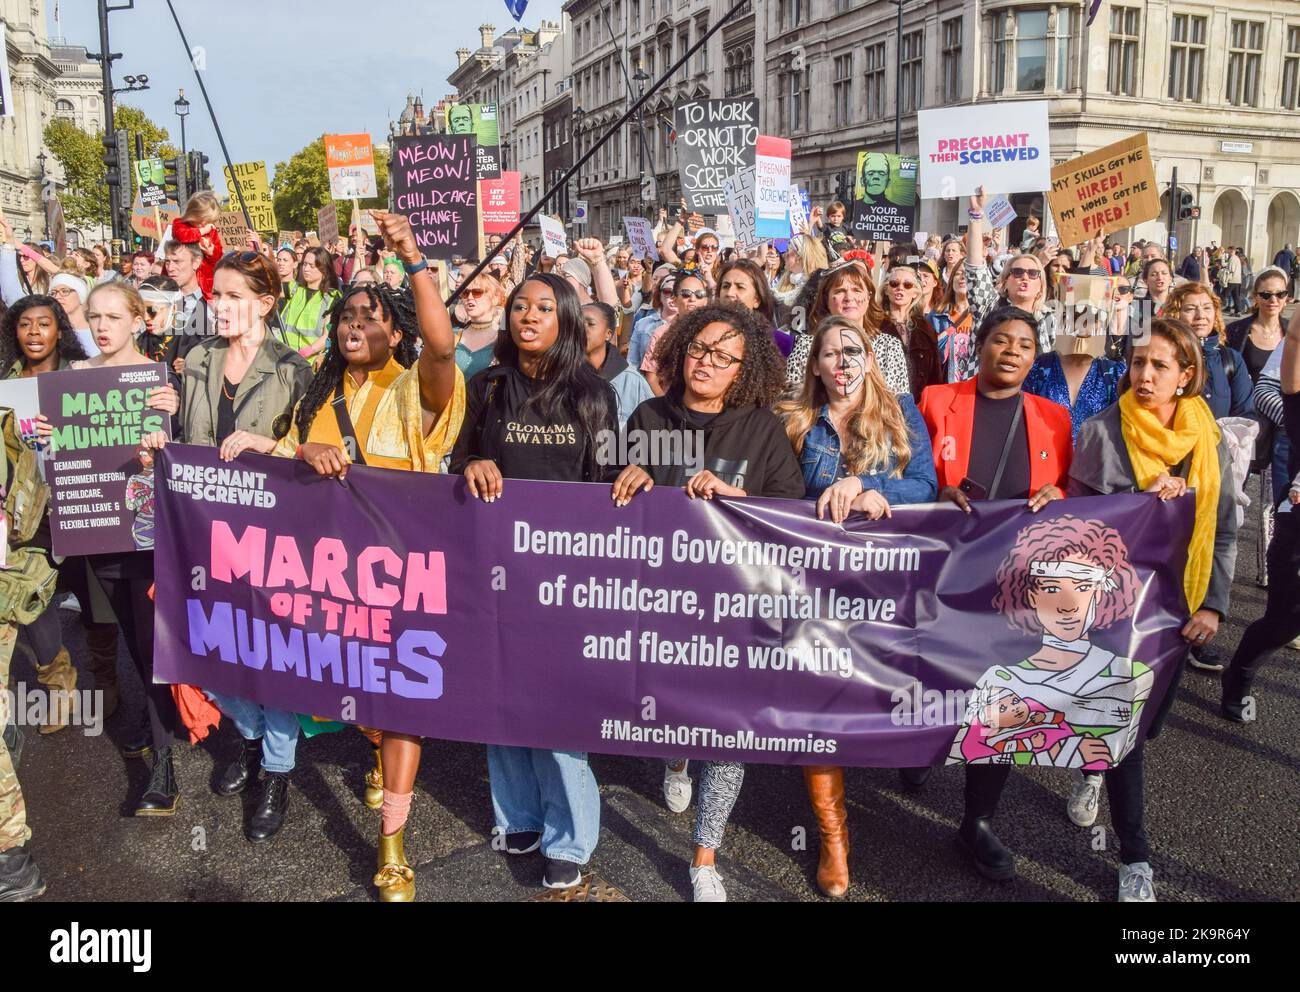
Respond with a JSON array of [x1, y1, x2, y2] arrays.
[[776, 314, 937, 897]]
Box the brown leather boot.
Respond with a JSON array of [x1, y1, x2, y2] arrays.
[[83, 623, 120, 720], [803, 765, 850, 898], [34, 648, 78, 735]]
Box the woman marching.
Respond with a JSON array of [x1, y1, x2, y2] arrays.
[[141, 251, 313, 841], [776, 314, 936, 897], [878, 263, 943, 401], [450, 273, 618, 891], [275, 211, 465, 899], [281, 247, 342, 361]]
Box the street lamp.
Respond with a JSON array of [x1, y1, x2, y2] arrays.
[[892, 0, 905, 155], [633, 67, 650, 207], [113, 72, 150, 96], [174, 88, 191, 159]]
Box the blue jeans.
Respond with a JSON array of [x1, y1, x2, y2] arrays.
[[486, 745, 600, 864], [206, 691, 300, 775]]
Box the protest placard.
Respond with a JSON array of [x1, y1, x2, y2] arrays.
[[674, 98, 759, 212], [539, 214, 567, 258], [134, 158, 167, 207], [324, 133, 377, 200], [447, 103, 501, 180], [723, 165, 758, 249], [223, 161, 277, 232], [130, 193, 179, 241], [479, 171, 520, 235], [38, 364, 171, 556], [754, 136, 791, 239], [390, 134, 480, 261], [215, 210, 251, 251], [918, 101, 1050, 198], [986, 197, 1018, 231], [849, 152, 918, 240], [1046, 134, 1160, 247], [623, 215, 659, 261], [316, 203, 339, 246]]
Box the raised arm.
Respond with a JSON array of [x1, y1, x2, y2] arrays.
[[575, 237, 620, 308], [371, 210, 457, 425]]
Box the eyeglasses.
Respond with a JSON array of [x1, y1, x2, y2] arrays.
[[1007, 267, 1042, 280], [888, 280, 916, 290], [676, 288, 709, 300], [50, 287, 77, 297], [698, 242, 719, 252], [686, 339, 743, 369], [462, 287, 488, 299], [145, 306, 168, 318], [1257, 291, 1288, 301], [1115, 285, 1134, 296]]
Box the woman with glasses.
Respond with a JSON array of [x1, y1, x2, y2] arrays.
[[1227, 267, 1291, 509], [641, 270, 710, 395], [775, 314, 937, 897], [281, 247, 341, 361], [879, 263, 942, 401], [141, 250, 314, 842], [452, 273, 617, 893], [136, 277, 182, 367], [612, 303, 803, 902], [453, 269, 508, 381]]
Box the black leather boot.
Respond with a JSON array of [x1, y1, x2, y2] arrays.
[[0, 844, 47, 902], [121, 723, 152, 759], [134, 745, 180, 816], [2, 720, 22, 771], [215, 736, 262, 796], [247, 772, 290, 842], [1221, 670, 1252, 723], [898, 766, 932, 792], [957, 817, 1015, 881]]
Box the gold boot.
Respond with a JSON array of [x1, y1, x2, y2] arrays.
[[363, 747, 384, 810], [34, 648, 78, 735], [374, 825, 415, 902]]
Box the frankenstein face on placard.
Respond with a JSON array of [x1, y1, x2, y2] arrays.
[[448, 105, 474, 135], [859, 153, 891, 201]]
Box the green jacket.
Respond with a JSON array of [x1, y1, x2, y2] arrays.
[[180, 334, 313, 447]]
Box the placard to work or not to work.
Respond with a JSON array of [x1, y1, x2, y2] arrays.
[[38, 364, 171, 557], [390, 135, 480, 261], [1046, 134, 1160, 247], [674, 98, 759, 213]]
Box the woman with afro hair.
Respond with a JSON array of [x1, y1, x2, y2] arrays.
[[0, 293, 88, 378]]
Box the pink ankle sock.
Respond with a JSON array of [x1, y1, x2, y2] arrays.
[[381, 790, 413, 836]]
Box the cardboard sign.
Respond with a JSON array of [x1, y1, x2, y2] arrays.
[[134, 158, 168, 207], [215, 210, 251, 251], [390, 134, 480, 261], [986, 197, 1018, 231], [674, 98, 759, 212], [623, 216, 659, 261], [788, 188, 812, 237], [38, 364, 172, 557], [849, 152, 918, 240], [723, 166, 758, 249], [918, 101, 1050, 198], [574, 200, 589, 226], [480, 171, 521, 235], [754, 136, 791, 240], [130, 193, 180, 240], [447, 103, 501, 180], [1046, 133, 1160, 247], [317, 202, 340, 246], [538, 214, 567, 258], [278, 231, 303, 248], [222, 161, 277, 232], [324, 133, 378, 200]]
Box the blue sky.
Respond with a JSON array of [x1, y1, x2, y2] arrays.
[[52, 0, 567, 177]]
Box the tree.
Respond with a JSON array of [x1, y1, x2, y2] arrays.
[[271, 137, 389, 233], [43, 105, 180, 229]]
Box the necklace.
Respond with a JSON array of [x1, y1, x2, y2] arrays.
[[222, 379, 237, 400]]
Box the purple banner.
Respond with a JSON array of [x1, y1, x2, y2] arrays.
[[39, 363, 169, 556], [153, 445, 1193, 768]]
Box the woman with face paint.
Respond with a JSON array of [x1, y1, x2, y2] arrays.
[[879, 263, 943, 401], [1064, 318, 1237, 901], [776, 315, 937, 897], [275, 211, 465, 900], [451, 273, 618, 893], [613, 303, 803, 902]]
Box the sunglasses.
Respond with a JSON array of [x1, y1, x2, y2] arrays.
[[145, 306, 170, 318], [888, 280, 916, 290], [462, 287, 488, 299], [1007, 267, 1041, 280], [676, 288, 709, 300], [698, 243, 719, 252], [686, 339, 742, 369], [1257, 291, 1288, 301], [1115, 285, 1134, 296]]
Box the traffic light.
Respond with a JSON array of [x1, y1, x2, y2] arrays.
[[188, 151, 211, 191], [103, 129, 131, 215], [1177, 189, 1197, 222], [163, 157, 189, 207], [834, 171, 849, 203]]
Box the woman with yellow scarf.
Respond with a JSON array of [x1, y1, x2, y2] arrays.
[[1068, 317, 1237, 903], [275, 210, 466, 902]]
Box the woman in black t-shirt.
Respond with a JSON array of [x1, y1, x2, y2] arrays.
[[450, 273, 617, 892]]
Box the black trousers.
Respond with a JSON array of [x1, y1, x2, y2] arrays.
[[1225, 512, 1300, 701]]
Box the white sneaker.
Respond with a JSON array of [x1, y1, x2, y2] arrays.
[[689, 864, 726, 902], [663, 760, 692, 813], [1118, 861, 1157, 902], [1066, 770, 1103, 827], [59, 593, 81, 613]]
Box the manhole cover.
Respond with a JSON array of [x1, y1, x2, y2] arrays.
[[527, 872, 630, 902]]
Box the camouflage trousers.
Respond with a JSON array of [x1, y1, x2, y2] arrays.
[[0, 623, 28, 852]]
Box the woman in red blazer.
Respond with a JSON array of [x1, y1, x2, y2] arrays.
[[913, 306, 1074, 881]]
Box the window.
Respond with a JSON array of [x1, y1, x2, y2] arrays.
[[1168, 13, 1206, 102], [1284, 26, 1300, 111], [1016, 10, 1048, 92], [833, 54, 853, 127], [1056, 8, 1077, 91], [779, 0, 804, 31], [778, 70, 809, 133], [1226, 20, 1264, 107], [864, 41, 886, 120], [54, 98, 75, 117], [941, 17, 962, 103], [697, 16, 709, 73], [632, 0, 639, 31], [679, 29, 689, 79], [990, 8, 1074, 94], [725, 44, 754, 96], [901, 29, 923, 112]]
